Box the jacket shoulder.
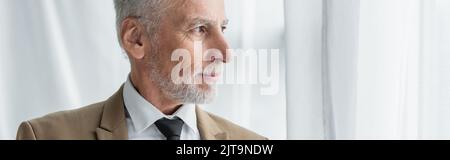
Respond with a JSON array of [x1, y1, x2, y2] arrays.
[[17, 101, 106, 140], [206, 112, 268, 140]]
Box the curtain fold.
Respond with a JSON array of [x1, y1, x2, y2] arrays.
[[325, 0, 360, 140], [285, 0, 450, 139], [420, 0, 450, 139], [285, 0, 325, 140], [354, 0, 421, 139]]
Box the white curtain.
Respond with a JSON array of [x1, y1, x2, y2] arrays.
[[285, 0, 450, 139], [0, 0, 130, 139], [0, 0, 286, 140]]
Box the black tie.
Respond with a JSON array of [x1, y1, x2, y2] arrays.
[[155, 117, 184, 140]]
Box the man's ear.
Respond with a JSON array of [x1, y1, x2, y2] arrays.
[[120, 18, 148, 60]]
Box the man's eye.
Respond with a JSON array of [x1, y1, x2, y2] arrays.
[[193, 26, 207, 34]]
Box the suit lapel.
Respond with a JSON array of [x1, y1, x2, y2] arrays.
[[196, 106, 228, 140], [94, 85, 227, 140], [96, 85, 128, 140]]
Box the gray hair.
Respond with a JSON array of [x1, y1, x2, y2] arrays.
[[113, 0, 170, 46]]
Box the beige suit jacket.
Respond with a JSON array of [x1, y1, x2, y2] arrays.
[[16, 86, 267, 140]]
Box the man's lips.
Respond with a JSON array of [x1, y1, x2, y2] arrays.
[[200, 73, 222, 83]]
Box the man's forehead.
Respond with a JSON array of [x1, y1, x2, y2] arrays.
[[167, 0, 226, 23], [184, 16, 229, 25]]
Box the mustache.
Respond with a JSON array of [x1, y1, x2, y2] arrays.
[[193, 61, 224, 76]]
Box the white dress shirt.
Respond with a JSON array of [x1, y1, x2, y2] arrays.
[[123, 77, 201, 140]]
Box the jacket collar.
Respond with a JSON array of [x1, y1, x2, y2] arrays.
[[96, 85, 228, 140], [96, 85, 128, 140], [196, 107, 228, 140]]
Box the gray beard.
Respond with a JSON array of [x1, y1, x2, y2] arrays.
[[146, 46, 217, 104]]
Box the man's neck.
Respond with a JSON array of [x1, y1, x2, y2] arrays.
[[130, 72, 181, 115]]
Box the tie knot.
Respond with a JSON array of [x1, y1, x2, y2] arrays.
[[155, 117, 184, 140]]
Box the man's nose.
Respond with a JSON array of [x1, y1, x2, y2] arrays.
[[208, 32, 231, 63]]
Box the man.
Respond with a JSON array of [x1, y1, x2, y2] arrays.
[[16, 0, 266, 140]]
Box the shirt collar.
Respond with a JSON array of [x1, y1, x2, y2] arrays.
[[123, 77, 198, 134]]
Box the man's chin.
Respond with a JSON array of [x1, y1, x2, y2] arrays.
[[190, 84, 217, 104]]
